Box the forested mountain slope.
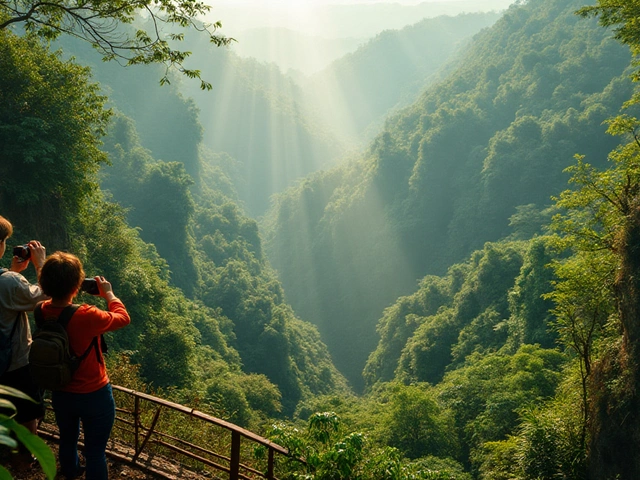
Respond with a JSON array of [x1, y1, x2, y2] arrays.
[[364, 238, 557, 388], [350, 237, 564, 473], [263, 0, 633, 389], [53, 12, 500, 218], [304, 12, 503, 143]]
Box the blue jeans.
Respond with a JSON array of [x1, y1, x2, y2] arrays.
[[52, 383, 115, 480]]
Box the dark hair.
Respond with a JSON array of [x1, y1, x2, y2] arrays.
[[39, 252, 84, 300], [0, 216, 13, 241]]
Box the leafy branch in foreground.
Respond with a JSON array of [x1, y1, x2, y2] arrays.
[[264, 411, 468, 479], [0, 0, 234, 89], [0, 385, 56, 480]]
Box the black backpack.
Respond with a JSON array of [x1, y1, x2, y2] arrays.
[[29, 301, 101, 390], [0, 269, 20, 376]]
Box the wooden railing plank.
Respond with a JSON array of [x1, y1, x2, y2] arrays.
[[112, 385, 289, 455]]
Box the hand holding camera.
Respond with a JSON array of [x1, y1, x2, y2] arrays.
[[11, 240, 45, 273], [81, 278, 100, 295], [81, 276, 116, 302], [13, 245, 30, 260]]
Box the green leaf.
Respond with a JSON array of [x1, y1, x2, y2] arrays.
[[0, 399, 16, 413], [0, 386, 36, 403], [3, 419, 56, 480], [0, 464, 13, 480], [0, 432, 18, 449]]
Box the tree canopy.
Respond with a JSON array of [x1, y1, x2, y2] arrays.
[[0, 0, 232, 88]]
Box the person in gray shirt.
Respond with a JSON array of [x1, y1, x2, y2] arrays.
[[0, 215, 48, 437]]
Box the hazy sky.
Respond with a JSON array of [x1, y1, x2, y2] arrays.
[[215, 0, 476, 4], [211, 0, 514, 36], [214, 0, 485, 5]]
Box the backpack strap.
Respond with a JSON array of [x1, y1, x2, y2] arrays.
[[34, 301, 79, 328], [56, 304, 80, 329], [58, 305, 104, 364], [80, 337, 102, 364]]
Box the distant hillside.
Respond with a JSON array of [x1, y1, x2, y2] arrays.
[[178, 12, 500, 215], [304, 12, 503, 143], [55, 28, 346, 217], [230, 27, 365, 75], [52, 12, 502, 218], [263, 0, 633, 389], [179, 35, 346, 216]]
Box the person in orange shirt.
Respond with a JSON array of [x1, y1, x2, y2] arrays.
[[38, 252, 130, 480]]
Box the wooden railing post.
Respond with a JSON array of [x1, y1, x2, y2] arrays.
[[267, 448, 274, 480], [133, 406, 163, 463], [230, 430, 241, 480], [134, 396, 140, 453]]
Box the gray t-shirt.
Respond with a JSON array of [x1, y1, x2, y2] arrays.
[[0, 270, 48, 372]]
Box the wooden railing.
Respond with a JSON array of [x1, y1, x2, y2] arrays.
[[38, 384, 301, 480]]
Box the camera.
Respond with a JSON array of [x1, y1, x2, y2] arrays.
[[12, 245, 30, 260], [81, 278, 100, 295]]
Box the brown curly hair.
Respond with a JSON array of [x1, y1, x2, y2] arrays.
[[39, 252, 85, 299]]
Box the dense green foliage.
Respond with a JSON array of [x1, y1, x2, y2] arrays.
[[0, 385, 56, 479], [334, 238, 565, 474], [263, 0, 633, 387], [364, 239, 558, 388], [305, 12, 502, 143], [0, 29, 109, 245], [246, 233, 567, 477], [269, 406, 470, 480], [545, 2, 640, 469]]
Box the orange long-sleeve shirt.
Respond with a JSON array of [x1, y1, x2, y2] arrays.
[[39, 299, 130, 393]]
